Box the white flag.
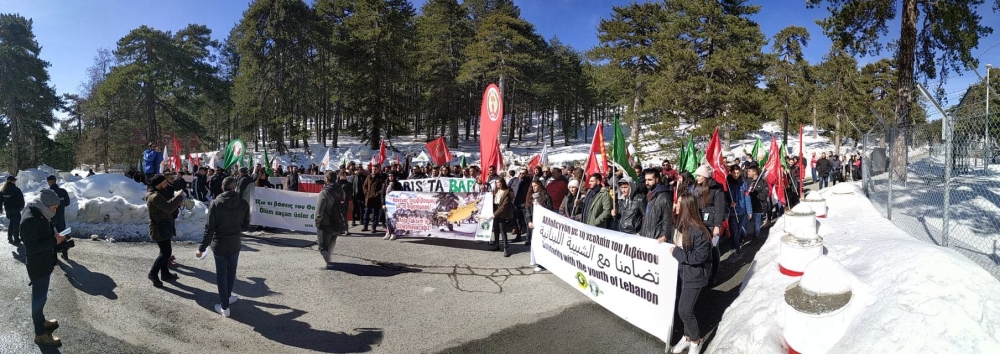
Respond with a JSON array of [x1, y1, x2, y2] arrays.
[[540, 144, 549, 168], [208, 152, 216, 169], [161, 145, 169, 173], [320, 148, 331, 172]]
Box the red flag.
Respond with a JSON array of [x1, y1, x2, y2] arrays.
[[527, 154, 541, 171], [426, 137, 453, 166], [705, 127, 728, 191], [585, 124, 608, 176], [371, 139, 387, 166], [764, 135, 787, 205], [479, 84, 504, 182], [172, 135, 182, 171]]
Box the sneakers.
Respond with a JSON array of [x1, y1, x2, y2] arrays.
[[534, 266, 543, 272], [388, 234, 396, 241], [383, 234, 391, 240], [43, 319, 59, 333], [229, 295, 239, 305], [34, 333, 61, 346], [214, 304, 230, 317], [688, 341, 700, 354], [671, 336, 691, 353]]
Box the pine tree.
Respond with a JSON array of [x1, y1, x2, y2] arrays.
[[765, 26, 811, 148], [415, 0, 473, 148]]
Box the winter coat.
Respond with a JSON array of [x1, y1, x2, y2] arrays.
[[815, 158, 833, 177], [492, 189, 513, 220], [338, 179, 354, 201], [583, 185, 612, 228], [513, 176, 531, 207], [143, 149, 163, 174], [747, 176, 769, 214], [209, 174, 225, 198], [49, 184, 70, 218], [523, 191, 554, 226], [639, 184, 673, 239], [146, 188, 184, 241], [695, 180, 727, 229], [363, 173, 387, 207], [545, 176, 569, 211], [616, 189, 646, 234], [286, 171, 299, 192], [20, 206, 57, 281], [1, 183, 25, 213], [672, 226, 711, 289], [315, 182, 348, 232], [559, 190, 583, 221], [727, 176, 752, 216], [199, 191, 250, 255]]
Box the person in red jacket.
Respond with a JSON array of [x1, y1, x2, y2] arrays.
[[545, 167, 569, 211]]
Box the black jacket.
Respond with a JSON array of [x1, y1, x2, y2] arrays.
[[49, 184, 70, 218], [616, 189, 646, 234], [639, 184, 673, 239], [199, 191, 250, 255], [697, 180, 727, 228], [1, 183, 25, 213], [338, 179, 354, 201], [672, 226, 711, 289], [747, 176, 769, 213], [209, 174, 225, 198], [815, 158, 833, 177], [287, 171, 299, 192], [20, 206, 57, 281], [195, 173, 209, 197], [315, 182, 348, 232], [513, 176, 531, 206], [236, 175, 253, 197]]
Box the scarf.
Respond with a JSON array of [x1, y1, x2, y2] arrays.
[[22, 199, 55, 222]]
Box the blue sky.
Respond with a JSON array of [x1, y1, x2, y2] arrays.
[[3, 0, 998, 114]]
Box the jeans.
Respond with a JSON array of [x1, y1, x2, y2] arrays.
[[492, 218, 509, 248], [6, 210, 21, 243], [214, 251, 240, 310], [512, 206, 527, 235], [811, 168, 817, 183], [709, 245, 720, 285], [31, 273, 52, 335], [818, 176, 829, 189], [750, 213, 764, 238], [149, 240, 172, 278], [363, 207, 381, 230], [729, 214, 747, 250], [678, 286, 703, 340], [317, 228, 339, 264]]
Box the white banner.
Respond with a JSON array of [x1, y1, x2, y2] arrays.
[[399, 177, 484, 193], [385, 191, 491, 241], [531, 207, 678, 342], [250, 187, 319, 233]]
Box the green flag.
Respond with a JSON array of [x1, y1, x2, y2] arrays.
[[222, 139, 246, 170], [262, 149, 274, 176], [779, 141, 789, 169], [611, 115, 638, 180], [461, 156, 467, 169], [682, 137, 698, 173], [751, 138, 763, 167]]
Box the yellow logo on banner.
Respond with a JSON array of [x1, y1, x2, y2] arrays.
[[487, 87, 501, 122], [575, 272, 588, 290]]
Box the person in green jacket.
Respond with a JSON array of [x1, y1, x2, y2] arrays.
[[146, 174, 185, 288], [582, 173, 612, 229], [20, 189, 66, 346]]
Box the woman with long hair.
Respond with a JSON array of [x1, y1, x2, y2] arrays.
[[255, 172, 273, 188], [490, 178, 513, 257], [664, 193, 712, 354], [693, 165, 726, 285], [524, 179, 552, 271]]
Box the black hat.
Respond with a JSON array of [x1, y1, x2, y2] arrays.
[[46, 175, 57, 181], [149, 174, 167, 186], [5, 176, 15, 182]]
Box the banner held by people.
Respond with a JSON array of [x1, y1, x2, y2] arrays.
[[531, 206, 678, 343], [399, 177, 484, 193], [250, 187, 320, 233], [384, 191, 491, 241]]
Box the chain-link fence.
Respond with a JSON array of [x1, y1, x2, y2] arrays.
[[863, 93, 1000, 280]]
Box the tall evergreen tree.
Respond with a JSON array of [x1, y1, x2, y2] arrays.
[[416, 0, 472, 148], [766, 25, 811, 148]]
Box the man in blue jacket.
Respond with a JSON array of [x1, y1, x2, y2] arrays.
[[143, 143, 163, 183], [726, 164, 752, 253]]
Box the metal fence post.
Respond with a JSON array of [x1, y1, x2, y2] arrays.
[[886, 127, 894, 221], [943, 115, 953, 248]]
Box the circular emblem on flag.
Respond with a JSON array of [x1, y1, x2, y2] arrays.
[[486, 86, 501, 122], [233, 141, 244, 158]]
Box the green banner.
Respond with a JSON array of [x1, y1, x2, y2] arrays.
[[223, 139, 246, 170]]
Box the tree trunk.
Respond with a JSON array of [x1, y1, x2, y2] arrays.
[[892, 0, 918, 180], [812, 103, 819, 139], [835, 112, 842, 155]]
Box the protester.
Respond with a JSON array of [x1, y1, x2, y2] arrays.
[[350, 167, 366, 226], [196, 176, 250, 317], [337, 171, 354, 235], [145, 174, 184, 288], [1, 176, 25, 245], [830, 155, 842, 186], [316, 171, 348, 268], [362, 165, 387, 232], [143, 143, 163, 183], [511, 169, 531, 241], [815, 153, 832, 189], [809, 152, 818, 182], [490, 178, 513, 257], [382, 173, 404, 240], [693, 165, 725, 285], [639, 170, 673, 240], [560, 180, 584, 221], [45, 176, 70, 259], [662, 160, 679, 184], [582, 173, 612, 229], [745, 165, 768, 240], [20, 189, 66, 346], [236, 167, 254, 207], [613, 176, 645, 234], [286, 166, 300, 192], [523, 179, 552, 247], [546, 168, 569, 211], [254, 171, 273, 188], [726, 164, 752, 253], [210, 167, 226, 199], [664, 193, 712, 354], [193, 167, 209, 201]]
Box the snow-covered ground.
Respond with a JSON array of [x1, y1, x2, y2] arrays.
[[707, 182, 1000, 353]]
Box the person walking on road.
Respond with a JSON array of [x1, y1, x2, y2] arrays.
[[196, 177, 250, 317], [726, 165, 752, 253], [664, 193, 712, 354], [46, 175, 71, 259], [146, 174, 184, 288], [2, 176, 25, 245], [316, 171, 348, 268], [21, 189, 68, 346]]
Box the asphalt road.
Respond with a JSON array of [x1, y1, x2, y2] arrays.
[[0, 219, 772, 354]]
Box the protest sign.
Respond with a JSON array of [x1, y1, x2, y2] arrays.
[[250, 187, 319, 233], [531, 207, 678, 343], [399, 177, 483, 193], [385, 191, 491, 241]]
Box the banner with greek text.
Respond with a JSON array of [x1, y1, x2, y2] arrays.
[[250, 187, 319, 233], [385, 191, 491, 241], [531, 206, 678, 343], [399, 177, 485, 193]]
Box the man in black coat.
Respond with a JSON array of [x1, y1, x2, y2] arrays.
[[2, 176, 26, 245], [814, 153, 833, 189], [20, 189, 67, 346], [286, 166, 300, 192], [511, 169, 531, 240], [745, 165, 769, 239], [337, 171, 354, 235], [639, 170, 674, 241], [209, 167, 226, 199], [45, 176, 71, 258], [196, 177, 250, 317], [316, 171, 348, 268]]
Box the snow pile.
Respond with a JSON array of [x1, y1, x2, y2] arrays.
[[798, 256, 854, 296], [708, 182, 1000, 353], [1, 173, 208, 242]]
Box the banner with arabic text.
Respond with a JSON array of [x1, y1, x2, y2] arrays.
[[531, 206, 678, 343]]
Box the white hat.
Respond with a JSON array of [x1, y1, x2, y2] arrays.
[[568, 180, 580, 188], [695, 164, 712, 179]]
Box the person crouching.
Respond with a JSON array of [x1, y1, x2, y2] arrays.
[[196, 177, 250, 317], [21, 189, 67, 346]]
